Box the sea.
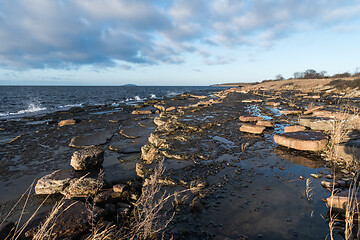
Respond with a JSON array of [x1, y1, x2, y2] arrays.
[[0, 86, 221, 120]]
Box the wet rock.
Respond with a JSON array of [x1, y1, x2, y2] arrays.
[[326, 190, 360, 212], [35, 169, 76, 195], [25, 200, 104, 239], [256, 120, 274, 128], [69, 130, 114, 148], [61, 177, 103, 198], [239, 116, 263, 122], [321, 180, 338, 189], [284, 125, 306, 133], [240, 124, 266, 134], [310, 173, 322, 179], [58, 119, 76, 127], [274, 131, 328, 151], [298, 117, 335, 131], [70, 146, 104, 171]]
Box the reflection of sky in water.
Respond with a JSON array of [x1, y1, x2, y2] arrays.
[[245, 105, 273, 120]]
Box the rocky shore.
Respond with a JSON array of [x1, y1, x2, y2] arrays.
[[1, 80, 360, 239]]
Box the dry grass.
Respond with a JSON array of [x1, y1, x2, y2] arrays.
[[305, 178, 314, 201], [325, 107, 359, 170], [122, 160, 174, 240]]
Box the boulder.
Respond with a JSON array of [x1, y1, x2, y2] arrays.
[[61, 177, 103, 198], [274, 131, 328, 151], [25, 200, 104, 239], [284, 125, 306, 133], [58, 119, 76, 127], [256, 120, 274, 128], [35, 169, 76, 195], [239, 116, 263, 122], [240, 124, 266, 134], [70, 146, 104, 171]]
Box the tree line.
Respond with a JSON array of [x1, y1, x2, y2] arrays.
[[272, 68, 360, 82]]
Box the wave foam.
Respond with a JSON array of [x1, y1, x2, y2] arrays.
[[0, 103, 47, 117]]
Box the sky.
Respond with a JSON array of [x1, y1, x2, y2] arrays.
[[0, 0, 360, 86]]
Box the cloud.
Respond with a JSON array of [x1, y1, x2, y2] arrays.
[[0, 0, 359, 70]]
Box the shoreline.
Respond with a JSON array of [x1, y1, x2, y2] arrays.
[[1, 84, 360, 239]]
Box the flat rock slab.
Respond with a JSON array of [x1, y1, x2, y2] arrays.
[[240, 124, 266, 134], [265, 101, 280, 107], [284, 125, 306, 133], [239, 116, 263, 122], [274, 131, 328, 151], [280, 110, 302, 115], [58, 119, 76, 127], [304, 106, 324, 115], [298, 117, 335, 131], [35, 169, 76, 195], [69, 130, 114, 148], [256, 120, 274, 128]]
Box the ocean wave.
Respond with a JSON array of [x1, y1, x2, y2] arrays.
[[134, 96, 142, 101], [58, 103, 83, 109], [150, 94, 157, 99], [166, 92, 181, 97], [1, 103, 47, 117]]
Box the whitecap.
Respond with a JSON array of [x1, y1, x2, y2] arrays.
[[58, 103, 83, 109], [9, 103, 47, 116], [150, 94, 157, 99], [166, 92, 180, 97], [134, 96, 141, 101]]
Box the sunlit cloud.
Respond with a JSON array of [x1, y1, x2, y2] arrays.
[[0, 0, 359, 70]]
